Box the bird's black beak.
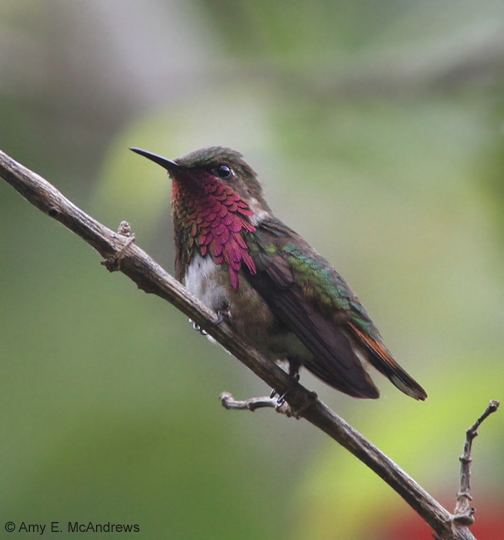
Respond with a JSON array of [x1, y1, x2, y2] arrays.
[[130, 147, 179, 172]]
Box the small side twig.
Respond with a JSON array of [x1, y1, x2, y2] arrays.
[[220, 390, 318, 419], [220, 392, 294, 416], [453, 400, 500, 525], [219, 392, 318, 420], [101, 220, 136, 271]]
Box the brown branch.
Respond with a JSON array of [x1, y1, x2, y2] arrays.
[[453, 400, 500, 525], [0, 148, 495, 540]]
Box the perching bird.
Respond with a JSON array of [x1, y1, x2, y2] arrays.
[[131, 146, 427, 401]]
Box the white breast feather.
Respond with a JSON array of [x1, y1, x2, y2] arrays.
[[184, 253, 227, 312]]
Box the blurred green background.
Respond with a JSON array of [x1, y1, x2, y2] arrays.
[[1, 1, 503, 538]]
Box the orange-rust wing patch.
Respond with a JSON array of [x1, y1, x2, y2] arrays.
[[349, 323, 427, 401]]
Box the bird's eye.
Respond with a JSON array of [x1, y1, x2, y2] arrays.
[[215, 164, 232, 179]]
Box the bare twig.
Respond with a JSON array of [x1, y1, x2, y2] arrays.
[[0, 148, 496, 540], [220, 392, 294, 416], [219, 390, 318, 418], [454, 400, 500, 525], [101, 220, 136, 271]]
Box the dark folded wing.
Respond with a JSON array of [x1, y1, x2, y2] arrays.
[[246, 250, 380, 399]]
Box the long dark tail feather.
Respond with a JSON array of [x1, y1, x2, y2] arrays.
[[349, 324, 427, 401]]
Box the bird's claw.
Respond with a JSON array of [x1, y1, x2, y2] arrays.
[[191, 309, 228, 335], [191, 321, 208, 335]]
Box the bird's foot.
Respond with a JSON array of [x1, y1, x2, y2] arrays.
[[276, 386, 317, 419], [191, 321, 208, 335], [191, 308, 228, 335], [270, 373, 300, 399]]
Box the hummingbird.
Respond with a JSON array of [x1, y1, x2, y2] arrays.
[[131, 146, 427, 401]]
